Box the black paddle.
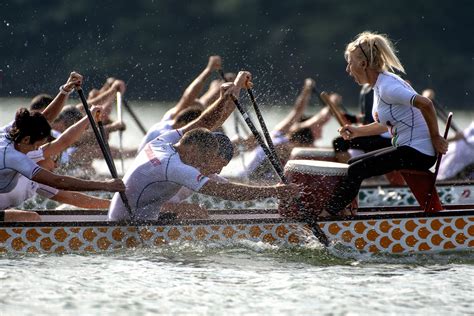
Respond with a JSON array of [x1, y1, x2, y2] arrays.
[[229, 94, 329, 246], [96, 119, 114, 173], [246, 88, 281, 164], [218, 69, 248, 180], [76, 88, 139, 230], [123, 99, 147, 136], [424, 112, 452, 212]]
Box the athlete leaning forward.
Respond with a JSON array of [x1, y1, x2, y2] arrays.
[[0, 72, 125, 222], [108, 71, 300, 222]]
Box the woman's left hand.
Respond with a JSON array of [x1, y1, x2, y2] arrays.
[[432, 135, 449, 154]]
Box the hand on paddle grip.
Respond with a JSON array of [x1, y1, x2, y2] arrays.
[[338, 124, 355, 140], [105, 178, 126, 192], [90, 106, 102, 124], [64, 71, 83, 92], [432, 134, 448, 155], [304, 78, 316, 90], [220, 82, 236, 99], [234, 71, 252, 89], [111, 80, 126, 94], [207, 55, 222, 72]]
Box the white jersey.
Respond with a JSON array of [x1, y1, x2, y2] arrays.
[[137, 112, 174, 152], [235, 130, 288, 179], [438, 121, 474, 180], [0, 137, 54, 209], [0, 175, 58, 209], [109, 129, 209, 221], [0, 135, 41, 195], [372, 71, 435, 156]]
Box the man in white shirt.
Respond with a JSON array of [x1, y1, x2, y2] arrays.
[[160, 132, 233, 219], [109, 72, 299, 222]]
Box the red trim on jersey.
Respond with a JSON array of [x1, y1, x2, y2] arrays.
[[145, 144, 161, 166]]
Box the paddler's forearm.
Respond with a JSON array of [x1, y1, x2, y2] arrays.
[[274, 82, 313, 133], [176, 67, 213, 110], [52, 191, 110, 209], [183, 94, 235, 132], [43, 115, 90, 157], [33, 169, 123, 192], [42, 92, 69, 123], [200, 181, 277, 201]]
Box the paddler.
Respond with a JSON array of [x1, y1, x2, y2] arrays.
[[322, 31, 448, 216], [0, 107, 125, 222], [108, 71, 299, 222], [232, 78, 331, 184]]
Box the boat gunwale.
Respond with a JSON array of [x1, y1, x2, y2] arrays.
[[361, 179, 474, 188], [3, 207, 474, 228], [28, 203, 474, 216]]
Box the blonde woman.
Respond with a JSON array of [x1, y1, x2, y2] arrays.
[[324, 31, 448, 216]]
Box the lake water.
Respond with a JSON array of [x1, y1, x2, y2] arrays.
[[1, 97, 473, 315]]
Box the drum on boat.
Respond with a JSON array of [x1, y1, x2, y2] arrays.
[[279, 159, 349, 217], [289, 147, 336, 162]]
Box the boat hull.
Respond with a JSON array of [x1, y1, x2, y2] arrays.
[[1, 208, 474, 255]]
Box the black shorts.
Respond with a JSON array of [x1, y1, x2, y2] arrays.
[[333, 135, 392, 153], [0, 210, 5, 222]]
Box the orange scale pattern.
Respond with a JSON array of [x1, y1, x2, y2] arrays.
[[320, 216, 474, 254], [0, 223, 311, 254]]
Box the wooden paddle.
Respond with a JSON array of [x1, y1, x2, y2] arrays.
[[229, 93, 330, 246], [318, 91, 350, 127]]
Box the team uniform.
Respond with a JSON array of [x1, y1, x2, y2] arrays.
[[137, 112, 174, 152], [326, 71, 436, 214], [109, 128, 210, 221], [0, 128, 43, 212], [1, 175, 59, 210], [438, 122, 474, 180], [333, 85, 392, 156]]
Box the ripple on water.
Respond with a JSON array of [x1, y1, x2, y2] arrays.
[[1, 242, 473, 314]]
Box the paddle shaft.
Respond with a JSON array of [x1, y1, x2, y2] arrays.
[[424, 112, 452, 212], [218, 69, 248, 179], [246, 88, 280, 163], [230, 95, 285, 179], [230, 95, 329, 246], [97, 121, 116, 175], [123, 99, 147, 135], [217, 69, 248, 133], [116, 92, 125, 174], [76, 88, 134, 220]]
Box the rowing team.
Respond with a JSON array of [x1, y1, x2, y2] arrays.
[[1, 30, 472, 223]]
